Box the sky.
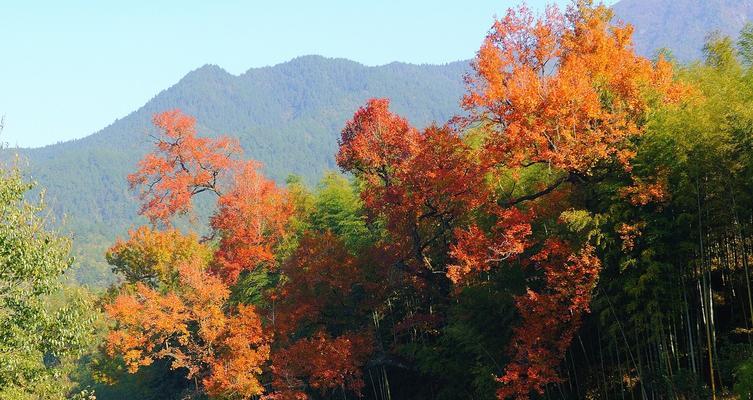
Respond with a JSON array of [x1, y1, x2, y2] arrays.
[[1, 0, 617, 148]]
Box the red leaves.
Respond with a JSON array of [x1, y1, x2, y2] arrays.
[[448, 207, 534, 284], [337, 98, 420, 182], [266, 231, 382, 398], [274, 232, 361, 336], [270, 332, 373, 397], [497, 241, 600, 399], [337, 100, 485, 272], [129, 109, 241, 224]]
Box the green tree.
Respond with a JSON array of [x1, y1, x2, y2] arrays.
[[0, 166, 96, 399]]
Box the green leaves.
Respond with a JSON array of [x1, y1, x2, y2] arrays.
[[0, 168, 96, 399]]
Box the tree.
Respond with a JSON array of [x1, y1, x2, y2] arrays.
[[105, 240, 270, 399], [100, 2, 698, 398], [105, 110, 286, 398], [333, 2, 681, 398], [128, 109, 240, 224], [452, 2, 680, 397], [106, 226, 211, 288], [269, 232, 380, 398], [0, 167, 96, 399]]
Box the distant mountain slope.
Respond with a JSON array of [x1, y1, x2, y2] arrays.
[[3, 56, 469, 285], [613, 0, 753, 61], [11, 0, 751, 286]]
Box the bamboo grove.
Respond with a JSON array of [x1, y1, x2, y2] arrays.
[[7, 1, 753, 399]]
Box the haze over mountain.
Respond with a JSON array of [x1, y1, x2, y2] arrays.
[[613, 0, 753, 61], [3, 56, 469, 285], [3, 0, 752, 285]]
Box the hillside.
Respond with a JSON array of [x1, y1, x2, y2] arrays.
[[613, 0, 753, 61], [8, 0, 753, 286], [3, 56, 469, 285]]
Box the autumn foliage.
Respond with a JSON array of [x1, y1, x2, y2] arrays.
[[105, 256, 270, 398], [128, 110, 241, 224], [464, 3, 679, 174], [107, 111, 288, 397], [102, 2, 683, 399], [211, 160, 292, 284]]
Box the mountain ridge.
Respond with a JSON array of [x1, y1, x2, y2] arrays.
[[6, 1, 753, 285], [3, 56, 471, 285], [613, 0, 753, 61]]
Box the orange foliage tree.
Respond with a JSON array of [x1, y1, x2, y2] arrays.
[[106, 109, 291, 398], [128, 109, 241, 224], [105, 255, 270, 398], [211, 160, 292, 284], [452, 2, 680, 397], [334, 2, 680, 399], [337, 99, 484, 275]]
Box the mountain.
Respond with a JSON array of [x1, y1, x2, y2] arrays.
[[7, 1, 753, 286], [3, 56, 469, 286], [612, 0, 753, 61]]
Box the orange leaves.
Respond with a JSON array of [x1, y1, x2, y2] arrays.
[[497, 240, 601, 399], [455, 6, 680, 394], [105, 254, 270, 397], [211, 160, 292, 284], [129, 110, 292, 284], [110, 109, 294, 397], [448, 208, 534, 284], [128, 109, 240, 224], [203, 304, 271, 398], [104, 256, 226, 375], [464, 3, 680, 175], [619, 172, 669, 206], [617, 221, 646, 251]]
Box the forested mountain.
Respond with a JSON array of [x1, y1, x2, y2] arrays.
[[613, 0, 753, 60], [5, 0, 753, 287], [2, 56, 468, 285]]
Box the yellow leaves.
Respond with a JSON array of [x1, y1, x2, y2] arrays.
[[123, 349, 152, 373], [106, 226, 211, 288]]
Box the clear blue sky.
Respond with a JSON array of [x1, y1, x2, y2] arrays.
[[0, 0, 616, 148]]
